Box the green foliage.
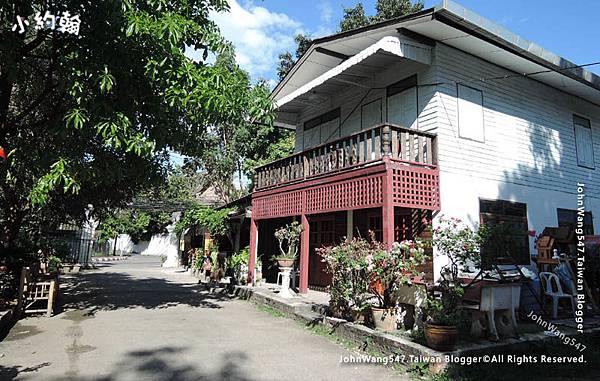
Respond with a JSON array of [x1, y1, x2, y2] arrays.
[[427, 216, 480, 325], [47, 255, 62, 274], [318, 237, 375, 318], [274, 221, 303, 260], [175, 204, 233, 238], [228, 246, 249, 282], [370, 238, 428, 308], [0, 0, 273, 249], [98, 210, 171, 244], [433, 217, 482, 273], [276, 0, 424, 79], [277, 34, 313, 80], [339, 3, 370, 31]]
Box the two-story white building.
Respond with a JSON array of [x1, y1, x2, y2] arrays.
[[247, 0, 599, 292]]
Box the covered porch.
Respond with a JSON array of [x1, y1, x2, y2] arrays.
[[247, 123, 440, 294]]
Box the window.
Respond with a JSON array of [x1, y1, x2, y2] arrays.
[[303, 108, 340, 148], [574, 115, 595, 168], [457, 84, 484, 142], [557, 208, 594, 236], [387, 75, 417, 129], [361, 99, 382, 129], [479, 199, 530, 266]]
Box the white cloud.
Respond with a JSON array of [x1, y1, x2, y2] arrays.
[[208, 0, 303, 81], [317, 1, 334, 23]]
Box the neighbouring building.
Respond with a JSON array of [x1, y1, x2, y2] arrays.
[[248, 1, 600, 293]]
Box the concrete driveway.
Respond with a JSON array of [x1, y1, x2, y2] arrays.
[[0, 256, 406, 381]]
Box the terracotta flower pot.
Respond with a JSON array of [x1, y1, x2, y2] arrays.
[[276, 258, 294, 268], [371, 307, 397, 331], [424, 323, 458, 351]]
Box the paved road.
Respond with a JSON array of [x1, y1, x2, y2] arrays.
[[1, 256, 406, 381]]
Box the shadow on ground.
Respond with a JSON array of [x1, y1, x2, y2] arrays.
[[0, 347, 255, 381], [58, 270, 229, 315]]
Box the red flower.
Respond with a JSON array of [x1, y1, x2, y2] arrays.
[[0, 147, 5, 160]]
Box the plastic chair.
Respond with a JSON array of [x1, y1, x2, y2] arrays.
[[539, 272, 575, 319]]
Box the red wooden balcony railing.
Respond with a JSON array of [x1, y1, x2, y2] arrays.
[[254, 124, 437, 190]]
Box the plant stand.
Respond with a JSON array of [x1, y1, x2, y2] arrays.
[[278, 266, 295, 299]]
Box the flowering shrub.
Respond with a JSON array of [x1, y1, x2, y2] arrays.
[[318, 237, 375, 319], [426, 216, 481, 325], [319, 233, 429, 318], [370, 239, 428, 308], [433, 217, 481, 279], [274, 221, 303, 260]]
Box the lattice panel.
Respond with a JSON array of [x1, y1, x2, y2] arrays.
[[252, 190, 303, 219], [305, 174, 384, 214], [391, 165, 440, 210]]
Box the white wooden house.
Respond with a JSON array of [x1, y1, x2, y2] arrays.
[[248, 0, 600, 289]]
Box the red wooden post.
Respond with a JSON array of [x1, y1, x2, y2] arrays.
[[247, 218, 258, 285], [382, 156, 395, 249], [299, 213, 310, 294]]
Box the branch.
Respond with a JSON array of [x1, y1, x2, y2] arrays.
[[19, 30, 50, 56]]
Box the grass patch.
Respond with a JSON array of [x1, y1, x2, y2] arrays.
[[255, 304, 288, 318]]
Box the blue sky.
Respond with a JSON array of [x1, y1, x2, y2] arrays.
[[210, 0, 600, 84]]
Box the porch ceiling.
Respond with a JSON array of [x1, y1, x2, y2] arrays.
[[275, 36, 432, 114]]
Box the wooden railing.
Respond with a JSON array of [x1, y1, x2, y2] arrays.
[[255, 124, 437, 190]]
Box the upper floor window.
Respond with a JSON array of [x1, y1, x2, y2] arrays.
[[457, 84, 484, 142], [303, 108, 340, 148], [387, 75, 417, 129], [574, 115, 595, 169]]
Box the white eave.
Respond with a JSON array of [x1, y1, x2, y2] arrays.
[[275, 36, 431, 109]]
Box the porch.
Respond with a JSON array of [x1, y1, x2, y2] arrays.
[[248, 123, 440, 294]]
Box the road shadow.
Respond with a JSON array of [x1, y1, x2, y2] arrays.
[[0, 347, 255, 381], [57, 269, 229, 316]]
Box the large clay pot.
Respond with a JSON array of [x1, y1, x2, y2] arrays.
[[424, 323, 458, 351], [276, 258, 294, 268], [371, 307, 397, 331]]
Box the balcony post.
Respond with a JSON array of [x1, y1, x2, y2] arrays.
[[382, 124, 391, 156], [247, 218, 258, 285], [382, 156, 395, 249], [299, 213, 310, 294]]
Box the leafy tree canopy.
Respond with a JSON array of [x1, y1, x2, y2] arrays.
[[276, 0, 424, 80], [174, 204, 234, 238], [0, 0, 274, 249]]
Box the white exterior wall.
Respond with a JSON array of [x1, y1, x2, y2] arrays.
[[293, 58, 437, 151], [108, 212, 181, 267], [430, 43, 600, 277]]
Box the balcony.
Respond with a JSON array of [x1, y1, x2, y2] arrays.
[[251, 124, 440, 220], [255, 124, 437, 190]]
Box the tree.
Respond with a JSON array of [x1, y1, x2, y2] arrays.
[[0, 1, 274, 250], [339, 2, 370, 32], [372, 0, 424, 23], [276, 0, 424, 79], [276, 34, 313, 80]]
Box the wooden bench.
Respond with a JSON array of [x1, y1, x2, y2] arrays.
[[17, 267, 58, 317]]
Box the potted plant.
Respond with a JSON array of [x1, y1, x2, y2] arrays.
[[318, 237, 373, 323], [424, 217, 480, 351], [274, 221, 303, 268], [369, 238, 428, 331]]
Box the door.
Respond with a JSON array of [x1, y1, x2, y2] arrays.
[[309, 215, 335, 287]]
